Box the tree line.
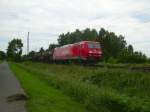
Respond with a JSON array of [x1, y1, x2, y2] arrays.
[[0, 28, 149, 63]]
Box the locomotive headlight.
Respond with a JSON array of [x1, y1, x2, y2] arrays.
[[98, 51, 101, 54], [89, 51, 93, 53]]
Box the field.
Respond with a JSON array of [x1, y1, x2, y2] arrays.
[[10, 62, 150, 112]]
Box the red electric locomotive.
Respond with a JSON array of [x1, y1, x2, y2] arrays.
[[53, 41, 102, 62]]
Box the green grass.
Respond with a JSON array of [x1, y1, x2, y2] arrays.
[[0, 60, 2, 63], [10, 63, 88, 112], [10, 62, 150, 112]]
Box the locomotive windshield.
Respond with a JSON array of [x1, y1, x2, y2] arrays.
[[88, 43, 100, 48]]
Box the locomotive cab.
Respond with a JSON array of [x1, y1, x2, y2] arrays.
[[86, 41, 102, 61]]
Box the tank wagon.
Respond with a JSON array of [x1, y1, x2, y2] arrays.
[[53, 41, 102, 62]]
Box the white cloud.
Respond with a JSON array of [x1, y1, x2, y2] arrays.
[[0, 0, 150, 56]]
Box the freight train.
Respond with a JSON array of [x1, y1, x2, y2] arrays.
[[27, 41, 103, 63]]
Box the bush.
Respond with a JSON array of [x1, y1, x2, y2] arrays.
[[107, 57, 118, 64]]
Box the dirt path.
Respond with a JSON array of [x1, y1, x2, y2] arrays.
[[0, 62, 26, 112]]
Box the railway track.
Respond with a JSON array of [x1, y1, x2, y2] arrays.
[[88, 64, 150, 72], [130, 66, 150, 72]]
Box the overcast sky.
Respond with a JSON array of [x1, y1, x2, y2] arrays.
[[0, 0, 150, 56]]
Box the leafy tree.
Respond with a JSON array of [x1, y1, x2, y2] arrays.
[[29, 51, 36, 59], [148, 58, 150, 63], [39, 47, 44, 55], [58, 33, 70, 46], [7, 39, 23, 62], [81, 28, 97, 41], [29, 51, 36, 57], [58, 28, 127, 61], [118, 45, 147, 63], [58, 28, 98, 46], [128, 45, 134, 54], [131, 51, 147, 63], [0, 51, 6, 60], [48, 44, 59, 52], [98, 29, 127, 60]]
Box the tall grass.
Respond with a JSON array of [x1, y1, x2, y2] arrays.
[[15, 62, 150, 112], [10, 63, 88, 112]]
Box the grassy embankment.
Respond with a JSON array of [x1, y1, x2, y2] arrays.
[[10, 63, 88, 112], [10, 62, 150, 112]]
